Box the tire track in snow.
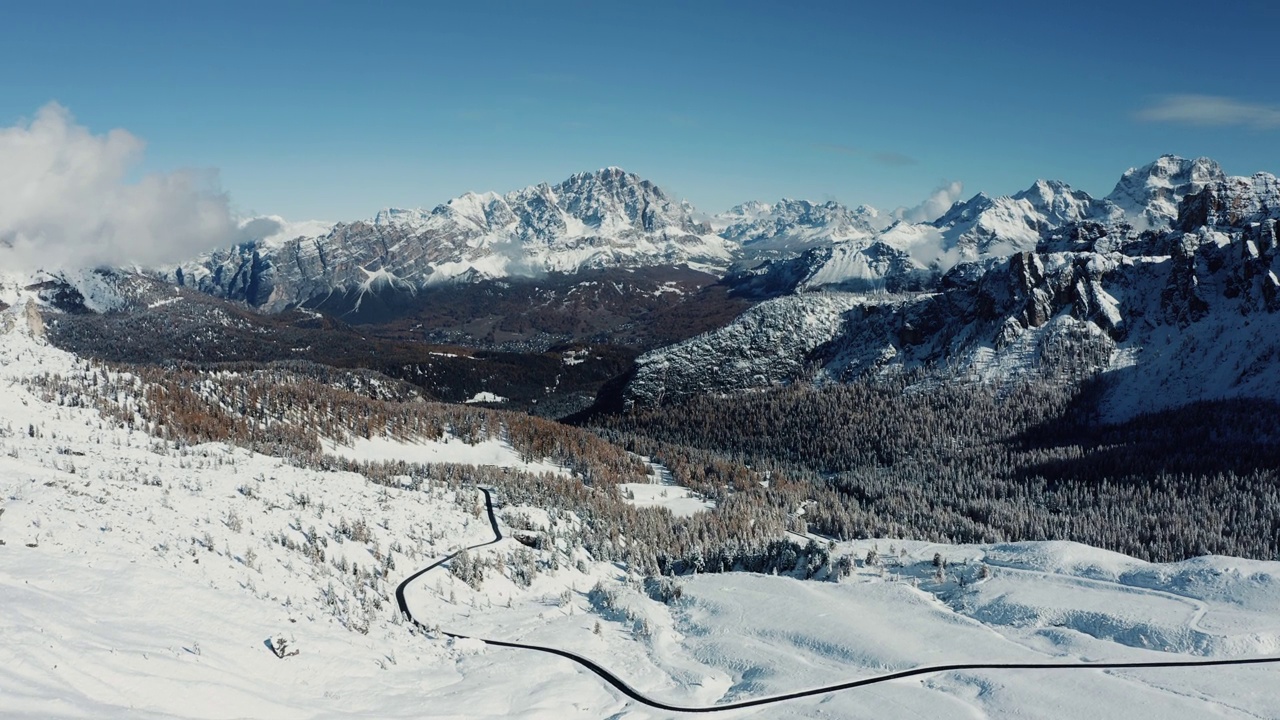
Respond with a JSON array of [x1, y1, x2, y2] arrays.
[[397, 489, 1280, 714]]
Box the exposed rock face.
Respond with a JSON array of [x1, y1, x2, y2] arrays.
[[165, 168, 733, 313], [1107, 155, 1227, 230], [23, 300, 44, 340], [1178, 173, 1280, 231], [154, 156, 1249, 323], [628, 166, 1280, 420], [20, 156, 1280, 421]]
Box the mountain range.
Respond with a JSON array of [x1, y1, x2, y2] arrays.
[[631, 158, 1280, 421], [140, 155, 1232, 312], [5, 154, 1278, 422], [160, 167, 734, 314]]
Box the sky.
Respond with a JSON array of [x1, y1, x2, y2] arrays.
[[1, 0, 1279, 235]]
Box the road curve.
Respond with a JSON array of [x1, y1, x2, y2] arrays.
[[396, 487, 1280, 714]]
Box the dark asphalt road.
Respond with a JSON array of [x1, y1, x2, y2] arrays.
[[395, 487, 1280, 714]]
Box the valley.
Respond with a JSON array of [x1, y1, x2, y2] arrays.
[[3, 331, 1277, 717], [4, 155, 1280, 718], [7, 6, 1280, 715]]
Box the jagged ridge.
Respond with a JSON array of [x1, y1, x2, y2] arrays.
[[629, 163, 1280, 421]]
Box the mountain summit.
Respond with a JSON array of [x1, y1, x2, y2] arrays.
[[166, 168, 733, 312], [630, 160, 1280, 422], [1105, 155, 1226, 229], [147, 156, 1271, 330]]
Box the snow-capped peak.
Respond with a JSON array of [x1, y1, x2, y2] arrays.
[[925, 180, 1116, 257], [372, 207, 432, 229], [1011, 178, 1119, 225], [1015, 178, 1075, 204], [720, 198, 883, 254], [852, 204, 884, 225], [1106, 155, 1226, 229], [431, 191, 510, 233], [720, 201, 776, 224], [165, 168, 730, 310], [543, 167, 698, 237]]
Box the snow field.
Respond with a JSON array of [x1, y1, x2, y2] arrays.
[[0, 316, 622, 717], [399, 520, 1280, 718], [617, 456, 714, 518], [2, 308, 1279, 718], [617, 483, 713, 518]]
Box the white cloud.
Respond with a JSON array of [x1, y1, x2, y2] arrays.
[[1136, 94, 1280, 129], [235, 216, 335, 249], [894, 181, 964, 224], [877, 222, 968, 273], [0, 103, 234, 272]]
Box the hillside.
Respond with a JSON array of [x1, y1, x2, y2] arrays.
[[2, 308, 1277, 716], [3, 307, 1278, 717]]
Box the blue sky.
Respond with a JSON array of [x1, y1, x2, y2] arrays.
[[3, 0, 1279, 221]]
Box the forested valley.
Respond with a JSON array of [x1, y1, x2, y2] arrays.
[[24, 351, 1280, 594], [590, 374, 1280, 563]]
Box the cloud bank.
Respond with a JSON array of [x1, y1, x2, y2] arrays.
[[1136, 94, 1280, 130], [894, 180, 964, 224], [0, 103, 234, 272]]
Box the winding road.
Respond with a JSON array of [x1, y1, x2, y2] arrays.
[[396, 487, 1280, 714]]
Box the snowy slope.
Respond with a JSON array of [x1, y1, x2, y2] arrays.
[[1107, 155, 1226, 229], [627, 292, 867, 405], [1, 307, 1278, 717], [0, 304, 628, 718], [0, 268, 182, 315]]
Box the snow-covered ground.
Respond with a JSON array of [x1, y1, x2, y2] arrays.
[[617, 483, 713, 518], [2, 302, 1279, 718], [420, 531, 1280, 718], [618, 458, 714, 518]]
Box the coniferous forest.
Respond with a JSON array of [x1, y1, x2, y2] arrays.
[[25, 355, 1280, 582], [592, 375, 1280, 562]]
